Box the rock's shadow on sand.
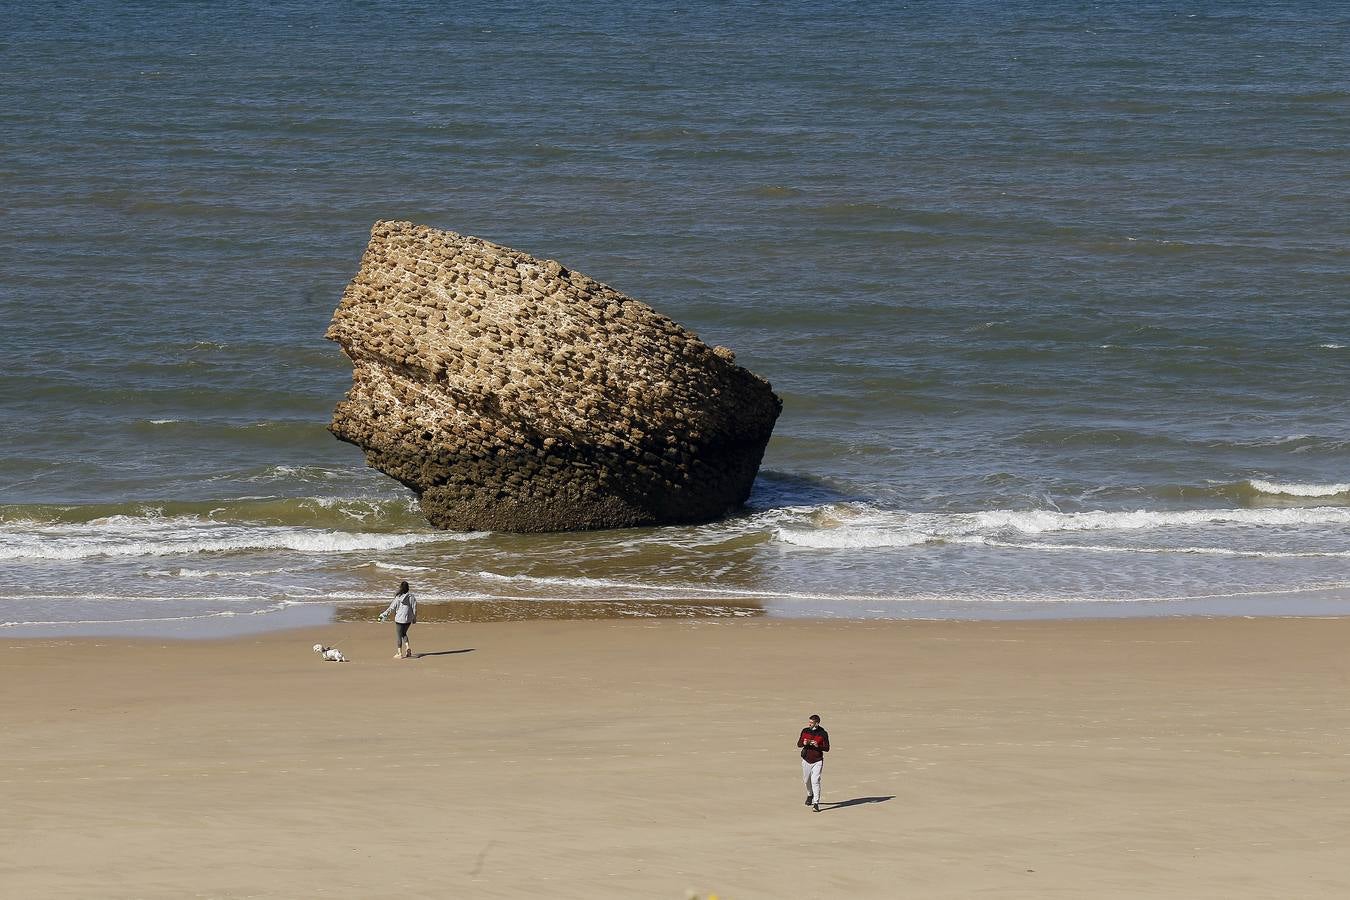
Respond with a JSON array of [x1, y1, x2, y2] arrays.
[[412, 649, 476, 658], [820, 796, 894, 812]]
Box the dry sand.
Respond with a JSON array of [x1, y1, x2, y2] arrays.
[[3, 616, 1349, 898]]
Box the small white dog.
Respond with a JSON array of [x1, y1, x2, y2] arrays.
[[312, 643, 348, 662]]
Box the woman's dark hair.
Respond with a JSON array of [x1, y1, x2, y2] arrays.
[[399, 580, 410, 594]]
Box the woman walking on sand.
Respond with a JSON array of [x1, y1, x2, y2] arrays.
[[378, 580, 418, 659]]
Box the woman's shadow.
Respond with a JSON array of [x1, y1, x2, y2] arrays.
[[818, 796, 894, 812], [412, 649, 476, 658]]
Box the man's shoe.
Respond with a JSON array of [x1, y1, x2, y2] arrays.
[[805, 795, 813, 806], [813, 803, 820, 812]]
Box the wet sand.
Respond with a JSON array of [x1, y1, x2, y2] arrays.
[[3, 616, 1349, 898]]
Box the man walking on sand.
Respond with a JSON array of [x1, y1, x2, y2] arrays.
[[798, 714, 830, 812]]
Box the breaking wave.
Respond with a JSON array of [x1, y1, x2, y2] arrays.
[[771, 504, 1350, 550], [0, 514, 480, 561], [0, 496, 426, 529], [1247, 479, 1350, 498]]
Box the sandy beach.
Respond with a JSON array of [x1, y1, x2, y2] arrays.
[[3, 615, 1349, 899]]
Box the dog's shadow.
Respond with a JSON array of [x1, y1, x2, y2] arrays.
[[819, 796, 894, 812], [412, 649, 476, 659]]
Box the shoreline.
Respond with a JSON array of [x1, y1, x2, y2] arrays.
[[6, 579, 1350, 640], [7, 608, 1350, 645], [6, 615, 1350, 897]]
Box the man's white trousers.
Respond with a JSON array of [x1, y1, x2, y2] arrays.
[[802, 759, 823, 804]]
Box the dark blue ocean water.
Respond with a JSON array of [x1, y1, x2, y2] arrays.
[[2, 2, 1347, 633]]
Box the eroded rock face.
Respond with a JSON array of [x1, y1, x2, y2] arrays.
[[327, 221, 782, 532]]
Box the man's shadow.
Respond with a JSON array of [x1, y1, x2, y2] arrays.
[[819, 796, 894, 812], [412, 649, 476, 658]]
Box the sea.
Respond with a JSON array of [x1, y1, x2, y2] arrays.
[[3, 2, 1347, 635]]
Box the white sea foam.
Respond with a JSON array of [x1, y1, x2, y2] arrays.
[[0, 601, 291, 628], [0, 515, 477, 561], [948, 581, 1350, 606], [16, 592, 266, 603], [1247, 479, 1350, 497], [475, 571, 706, 591], [463, 575, 1302, 608], [963, 506, 1350, 533], [370, 561, 435, 572], [981, 539, 1350, 559], [773, 527, 942, 550], [143, 566, 291, 578], [242, 465, 354, 483], [1318, 343, 1344, 349], [473, 570, 927, 604], [772, 527, 933, 549], [306, 589, 484, 602], [769, 504, 1350, 550]]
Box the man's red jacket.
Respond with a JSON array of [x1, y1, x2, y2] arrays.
[[798, 726, 830, 764]]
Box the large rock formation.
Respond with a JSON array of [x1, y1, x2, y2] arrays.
[[327, 221, 782, 532]]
